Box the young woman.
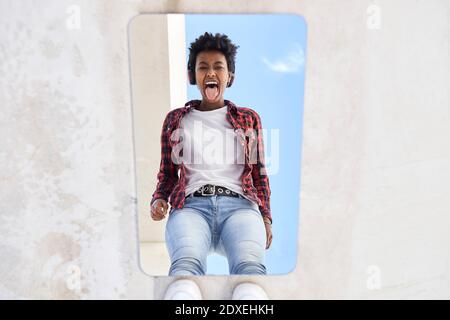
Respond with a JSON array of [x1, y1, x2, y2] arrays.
[[150, 32, 272, 276]]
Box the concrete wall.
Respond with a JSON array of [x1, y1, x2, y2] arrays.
[[0, 0, 449, 299]]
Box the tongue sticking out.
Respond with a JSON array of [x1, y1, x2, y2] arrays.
[[205, 86, 219, 101]]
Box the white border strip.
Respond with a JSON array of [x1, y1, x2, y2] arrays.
[[167, 14, 188, 110]]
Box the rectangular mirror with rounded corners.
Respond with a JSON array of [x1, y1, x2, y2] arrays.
[[128, 13, 307, 276]]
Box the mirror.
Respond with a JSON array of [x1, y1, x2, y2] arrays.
[[128, 13, 307, 276]]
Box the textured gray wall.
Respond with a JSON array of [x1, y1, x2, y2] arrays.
[[0, 0, 449, 299]]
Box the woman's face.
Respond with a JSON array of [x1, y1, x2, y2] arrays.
[[194, 50, 231, 108]]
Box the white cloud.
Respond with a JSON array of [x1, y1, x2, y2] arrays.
[[262, 44, 305, 73]]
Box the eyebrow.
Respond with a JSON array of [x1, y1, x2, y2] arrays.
[[198, 61, 225, 65]]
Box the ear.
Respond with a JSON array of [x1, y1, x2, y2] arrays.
[[188, 69, 196, 85], [227, 72, 235, 88]]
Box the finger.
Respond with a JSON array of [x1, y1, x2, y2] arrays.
[[151, 211, 161, 221], [153, 204, 166, 215], [151, 209, 165, 221], [157, 207, 168, 218], [153, 200, 167, 211], [266, 234, 272, 249]]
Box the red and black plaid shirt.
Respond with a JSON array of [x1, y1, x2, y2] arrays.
[[150, 99, 272, 222]]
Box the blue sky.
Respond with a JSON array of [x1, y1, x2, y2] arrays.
[[185, 14, 307, 275]]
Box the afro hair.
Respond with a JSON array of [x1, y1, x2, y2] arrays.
[[187, 32, 239, 75]]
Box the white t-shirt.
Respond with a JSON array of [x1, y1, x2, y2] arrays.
[[179, 106, 247, 197]]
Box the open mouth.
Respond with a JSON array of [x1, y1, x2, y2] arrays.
[[204, 81, 220, 101]]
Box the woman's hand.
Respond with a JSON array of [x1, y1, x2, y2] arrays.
[[263, 217, 273, 249], [151, 199, 169, 221]]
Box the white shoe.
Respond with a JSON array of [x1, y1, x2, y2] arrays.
[[231, 282, 269, 300], [164, 279, 203, 300]]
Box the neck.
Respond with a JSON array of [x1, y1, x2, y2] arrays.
[[197, 99, 225, 111]]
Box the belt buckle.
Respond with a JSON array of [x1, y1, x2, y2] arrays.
[[201, 185, 215, 196]]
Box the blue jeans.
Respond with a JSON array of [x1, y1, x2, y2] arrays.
[[165, 194, 267, 275]]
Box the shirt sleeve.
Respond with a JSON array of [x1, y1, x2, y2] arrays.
[[150, 112, 179, 206], [251, 110, 272, 223]]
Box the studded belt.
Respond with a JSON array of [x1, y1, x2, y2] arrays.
[[193, 184, 240, 197]]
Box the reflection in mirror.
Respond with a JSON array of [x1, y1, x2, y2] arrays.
[[128, 13, 307, 276]]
